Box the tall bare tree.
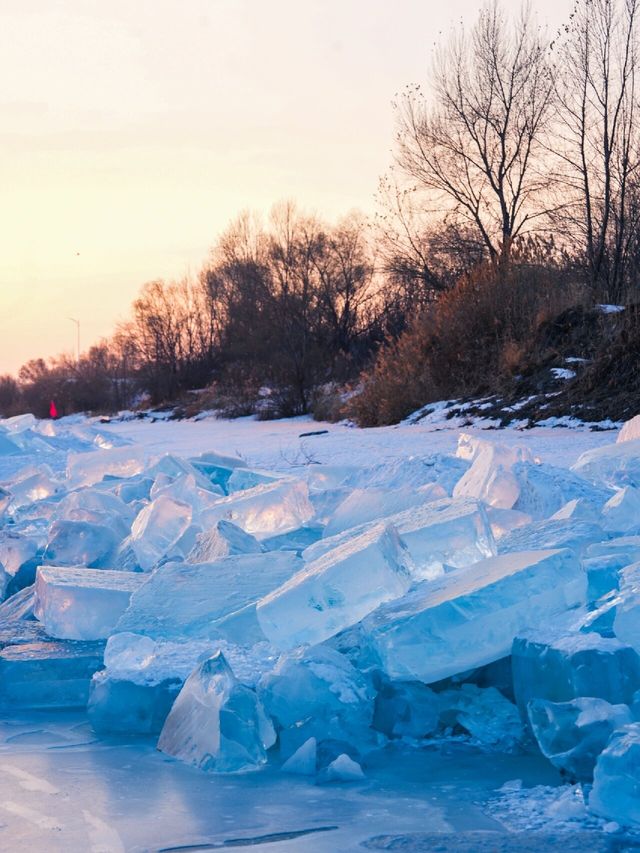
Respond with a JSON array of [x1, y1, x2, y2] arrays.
[[553, 0, 640, 300], [395, 2, 554, 267]]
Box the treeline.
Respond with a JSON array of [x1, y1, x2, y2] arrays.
[[4, 0, 640, 425]]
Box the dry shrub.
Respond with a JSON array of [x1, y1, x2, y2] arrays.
[[348, 260, 582, 426]]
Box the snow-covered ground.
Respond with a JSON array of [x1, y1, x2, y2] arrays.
[[1, 412, 640, 851]]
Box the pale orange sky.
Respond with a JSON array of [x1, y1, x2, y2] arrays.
[[0, 0, 573, 375]]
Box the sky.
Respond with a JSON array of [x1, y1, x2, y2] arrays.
[[0, 0, 574, 375]]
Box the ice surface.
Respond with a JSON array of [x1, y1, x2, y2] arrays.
[[551, 498, 602, 522], [617, 415, 640, 443], [34, 566, 146, 640], [453, 438, 533, 509], [117, 552, 302, 640], [359, 549, 586, 684], [54, 488, 134, 538], [512, 632, 640, 715], [256, 523, 413, 651], [158, 651, 276, 773], [258, 645, 373, 751], [200, 479, 314, 540], [572, 438, 640, 489], [588, 536, 640, 561], [590, 722, 640, 826], [305, 497, 496, 581], [512, 462, 611, 521], [6, 469, 60, 510], [323, 485, 445, 539], [186, 519, 263, 563], [498, 519, 604, 556], [528, 697, 632, 781], [227, 467, 282, 493], [601, 486, 640, 533], [67, 445, 145, 488], [0, 637, 104, 710], [129, 494, 193, 571], [43, 520, 120, 569]]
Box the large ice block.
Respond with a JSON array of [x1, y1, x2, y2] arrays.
[[0, 638, 105, 711], [512, 462, 611, 520], [117, 552, 302, 640], [452, 439, 533, 509], [611, 563, 640, 653], [0, 533, 40, 598], [498, 519, 604, 557], [305, 497, 496, 581], [359, 549, 586, 684], [256, 523, 413, 651], [438, 683, 524, 750], [200, 479, 314, 541], [67, 445, 145, 488], [512, 632, 640, 715], [372, 679, 440, 740], [157, 652, 275, 773], [55, 488, 134, 538], [572, 438, 640, 489], [323, 485, 445, 539], [186, 520, 263, 564], [34, 566, 146, 640], [257, 645, 373, 747], [601, 486, 640, 534], [528, 696, 632, 782], [43, 520, 120, 569], [88, 671, 181, 735], [590, 723, 640, 827], [129, 494, 193, 571], [618, 415, 640, 443], [6, 468, 61, 510]]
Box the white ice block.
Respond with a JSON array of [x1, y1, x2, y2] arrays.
[[129, 494, 193, 571], [572, 438, 640, 489], [359, 549, 586, 684], [453, 439, 533, 509], [67, 445, 145, 488], [186, 520, 263, 564], [256, 523, 413, 651], [200, 479, 314, 541], [157, 651, 275, 773], [34, 566, 146, 640], [117, 552, 302, 640], [43, 520, 120, 569], [601, 486, 640, 534]]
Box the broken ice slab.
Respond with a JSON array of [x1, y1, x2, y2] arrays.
[[146, 454, 223, 495], [34, 567, 147, 641], [528, 697, 632, 782], [43, 519, 120, 569], [256, 523, 413, 651], [583, 555, 635, 601], [6, 468, 61, 510], [590, 722, 640, 827], [158, 651, 275, 773], [358, 549, 586, 684], [601, 486, 640, 534], [0, 616, 48, 647], [88, 670, 181, 735], [0, 533, 41, 599], [190, 450, 248, 493], [54, 487, 135, 538], [511, 462, 611, 521], [611, 563, 640, 654], [437, 683, 524, 750], [117, 552, 302, 640], [372, 679, 440, 740], [512, 631, 640, 716], [452, 439, 533, 509], [115, 476, 154, 504], [307, 498, 496, 582], [257, 645, 373, 746], [551, 498, 602, 522], [0, 585, 35, 621], [0, 637, 104, 711], [260, 525, 323, 554], [572, 438, 640, 489], [0, 429, 21, 457], [186, 519, 263, 564], [486, 507, 532, 541], [323, 485, 446, 539], [587, 536, 640, 561], [227, 468, 282, 494], [67, 444, 146, 488], [497, 519, 604, 557], [617, 414, 640, 444], [129, 494, 193, 571], [199, 479, 314, 541]]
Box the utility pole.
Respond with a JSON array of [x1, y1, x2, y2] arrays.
[[67, 317, 80, 362]]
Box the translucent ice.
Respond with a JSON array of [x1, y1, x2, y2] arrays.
[[512, 462, 611, 521], [281, 737, 317, 775], [186, 520, 263, 564], [438, 683, 524, 750], [43, 520, 120, 569], [117, 552, 302, 640], [618, 415, 640, 444], [200, 479, 314, 541], [323, 485, 445, 539], [498, 519, 604, 557], [528, 696, 632, 781], [320, 753, 365, 782], [372, 679, 440, 739], [0, 533, 40, 598], [157, 651, 276, 773], [572, 438, 640, 489], [359, 549, 586, 684], [512, 632, 640, 716], [611, 563, 640, 653], [590, 722, 640, 827], [256, 523, 413, 651], [129, 495, 193, 571], [88, 671, 181, 735], [453, 439, 533, 509], [34, 566, 147, 640], [67, 445, 145, 488], [257, 645, 373, 746], [601, 486, 640, 534]]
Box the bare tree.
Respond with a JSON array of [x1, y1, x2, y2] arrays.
[[552, 0, 640, 300], [395, 2, 554, 267]]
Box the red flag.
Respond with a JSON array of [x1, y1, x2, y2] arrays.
[[49, 400, 58, 419]]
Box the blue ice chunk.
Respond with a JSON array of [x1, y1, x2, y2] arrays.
[[590, 722, 640, 826]]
